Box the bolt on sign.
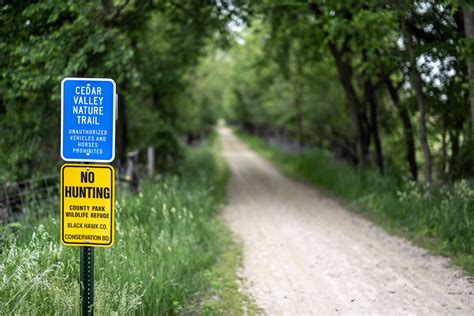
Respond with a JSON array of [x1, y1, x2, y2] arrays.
[[61, 164, 114, 247]]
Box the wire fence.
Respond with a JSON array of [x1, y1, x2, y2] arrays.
[[0, 175, 60, 224], [1, 150, 143, 225]]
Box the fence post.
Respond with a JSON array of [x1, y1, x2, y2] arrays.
[[147, 146, 154, 177], [2, 185, 12, 224], [126, 151, 139, 193]]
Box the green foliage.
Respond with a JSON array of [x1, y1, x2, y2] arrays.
[[0, 140, 253, 315], [450, 138, 474, 179], [223, 0, 473, 181], [223, 21, 351, 154], [0, 1, 248, 180]]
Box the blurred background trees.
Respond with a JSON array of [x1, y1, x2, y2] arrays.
[[0, 0, 248, 180], [226, 0, 474, 182], [1, 0, 472, 183]]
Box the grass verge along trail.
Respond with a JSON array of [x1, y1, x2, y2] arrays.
[[0, 137, 255, 315]]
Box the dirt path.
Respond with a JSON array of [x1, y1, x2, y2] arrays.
[[220, 127, 474, 315]]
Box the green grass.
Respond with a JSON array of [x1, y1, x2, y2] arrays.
[[237, 131, 474, 275], [0, 137, 257, 315]]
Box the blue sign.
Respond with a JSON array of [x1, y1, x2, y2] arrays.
[[61, 78, 116, 162]]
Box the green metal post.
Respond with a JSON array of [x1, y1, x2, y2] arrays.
[[80, 246, 94, 316]]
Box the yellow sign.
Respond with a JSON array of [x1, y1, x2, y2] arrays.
[[60, 164, 114, 247]]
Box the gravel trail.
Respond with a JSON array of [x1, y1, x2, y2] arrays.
[[220, 127, 474, 315]]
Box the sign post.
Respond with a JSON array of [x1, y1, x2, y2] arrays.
[[80, 246, 94, 315], [61, 78, 117, 315]]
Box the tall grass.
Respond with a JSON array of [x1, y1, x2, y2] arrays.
[[239, 132, 474, 274], [0, 138, 245, 315]]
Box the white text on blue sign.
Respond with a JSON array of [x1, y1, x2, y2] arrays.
[[61, 78, 116, 162]]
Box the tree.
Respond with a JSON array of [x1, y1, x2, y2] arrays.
[[402, 14, 433, 183], [0, 0, 248, 180], [463, 4, 474, 133], [225, 0, 472, 182]]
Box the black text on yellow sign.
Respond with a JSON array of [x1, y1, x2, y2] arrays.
[[60, 164, 114, 247]]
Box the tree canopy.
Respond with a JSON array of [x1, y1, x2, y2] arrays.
[[1, 0, 473, 183], [224, 0, 474, 182], [0, 0, 249, 180]]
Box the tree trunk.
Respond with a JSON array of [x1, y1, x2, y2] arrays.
[[364, 80, 384, 174], [328, 42, 369, 165], [293, 83, 305, 148], [0, 98, 5, 116], [309, 3, 368, 164], [449, 129, 460, 174], [403, 20, 433, 183], [440, 114, 447, 180], [463, 6, 474, 134], [381, 72, 418, 181]]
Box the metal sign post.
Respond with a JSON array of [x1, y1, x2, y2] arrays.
[[60, 77, 117, 316], [80, 246, 94, 316]]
